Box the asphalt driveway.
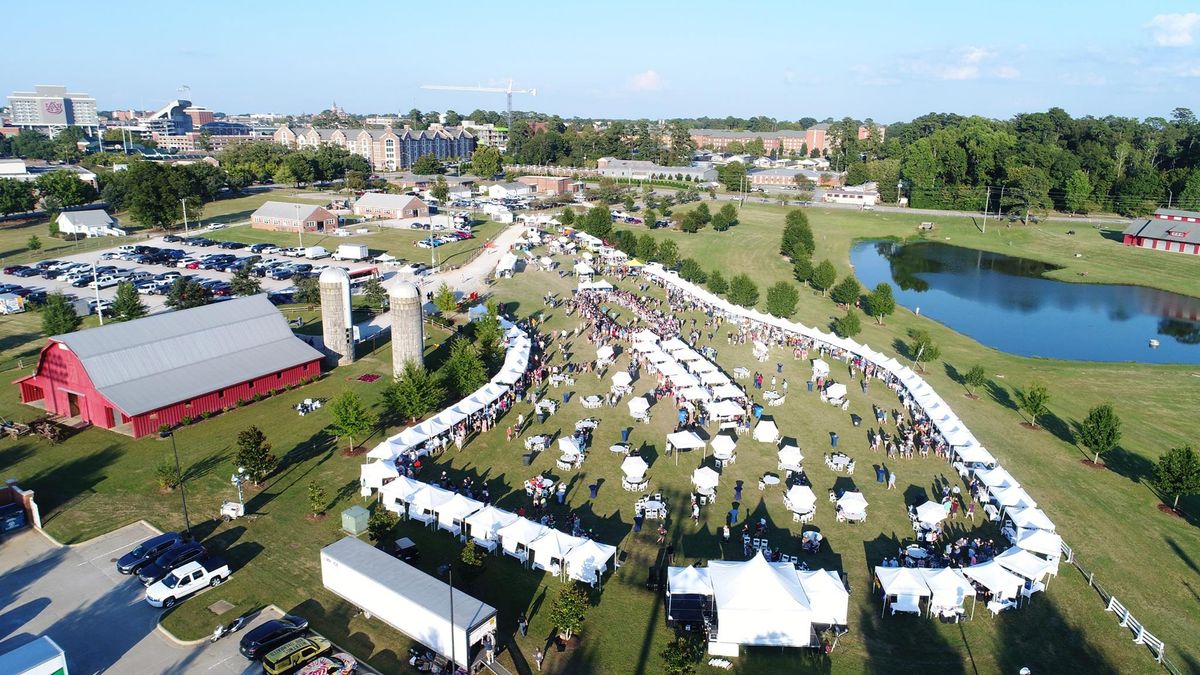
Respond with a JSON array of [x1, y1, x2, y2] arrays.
[[0, 522, 271, 674]]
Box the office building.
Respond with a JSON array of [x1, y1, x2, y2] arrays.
[[7, 85, 98, 137]]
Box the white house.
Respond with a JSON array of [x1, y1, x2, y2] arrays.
[[56, 209, 125, 237], [487, 182, 533, 200]]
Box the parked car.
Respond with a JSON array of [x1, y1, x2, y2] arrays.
[[138, 541, 208, 586], [218, 240, 246, 250], [239, 614, 310, 660], [261, 637, 332, 675], [3, 265, 29, 275], [145, 557, 230, 608], [163, 234, 183, 243], [269, 267, 295, 280], [116, 532, 188, 575], [296, 652, 357, 675], [12, 267, 41, 278]]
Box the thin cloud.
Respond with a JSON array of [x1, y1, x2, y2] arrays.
[[903, 46, 1014, 81], [625, 70, 664, 92], [993, 65, 1020, 79], [1147, 13, 1200, 46]]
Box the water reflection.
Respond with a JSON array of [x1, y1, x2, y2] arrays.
[[851, 241, 1200, 364]]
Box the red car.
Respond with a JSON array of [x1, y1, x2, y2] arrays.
[[185, 261, 201, 269], [3, 265, 30, 275]]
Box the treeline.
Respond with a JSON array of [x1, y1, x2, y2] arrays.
[[505, 119, 695, 169]]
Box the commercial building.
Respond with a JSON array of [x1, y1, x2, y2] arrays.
[[7, 85, 98, 137], [516, 175, 580, 195], [14, 295, 323, 438], [748, 168, 840, 188], [1122, 209, 1200, 255], [822, 186, 879, 207], [56, 209, 125, 237], [595, 157, 717, 183], [185, 106, 215, 127], [0, 159, 98, 188], [487, 182, 533, 199], [352, 193, 429, 219], [250, 201, 339, 232], [273, 125, 476, 171], [141, 99, 194, 135]]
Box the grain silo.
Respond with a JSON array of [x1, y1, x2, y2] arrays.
[[389, 281, 424, 376], [319, 267, 354, 367]]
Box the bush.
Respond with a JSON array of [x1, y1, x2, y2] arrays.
[[158, 424, 171, 434], [832, 310, 862, 337], [155, 458, 181, 491], [180, 415, 194, 426], [461, 539, 486, 569], [368, 508, 399, 544], [549, 582, 591, 639]]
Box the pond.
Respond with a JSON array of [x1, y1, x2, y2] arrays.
[[849, 240, 1200, 364]]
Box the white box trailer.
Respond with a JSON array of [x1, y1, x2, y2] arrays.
[[0, 636, 69, 675], [333, 244, 370, 261], [320, 537, 497, 669]]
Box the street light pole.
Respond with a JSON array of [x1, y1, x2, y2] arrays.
[[295, 204, 305, 249], [180, 198, 189, 235], [161, 430, 192, 535]]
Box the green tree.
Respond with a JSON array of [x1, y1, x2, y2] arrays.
[[431, 175, 449, 203], [384, 360, 445, 423], [707, 270, 728, 295], [0, 178, 37, 216], [622, 194, 636, 212], [1064, 170, 1092, 214], [470, 145, 503, 178], [963, 364, 987, 397], [832, 310, 862, 338], [845, 162, 871, 185], [306, 480, 328, 516], [764, 281, 799, 317], [906, 328, 941, 372], [642, 208, 658, 229], [1153, 445, 1200, 509], [230, 266, 262, 297], [40, 291, 81, 336], [678, 258, 707, 283], [661, 633, 705, 675], [581, 205, 614, 239], [411, 153, 442, 175], [35, 170, 97, 213], [362, 277, 386, 310], [1178, 169, 1200, 211], [433, 282, 458, 313], [656, 239, 679, 267], [693, 203, 711, 224], [473, 305, 504, 367], [780, 210, 815, 258], [1015, 381, 1051, 429], [328, 391, 376, 452], [27, 234, 42, 252], [367, 508, 399, 544], [727, 274, 759, 307], [863, 282, 895, 324], [830, 276, 861, 306], [235, 426, 277, 485], [559, 207, 576, 227], [717, 161, 747, 192], [792, 255, 814, 284], [549, 582, 590, 639], [810, 260, 837, 296], [713, 203, 738, 231], [292, 276, 319, 305], [110, 281, 147, 322], [679, 210, 704, 233], [444, 337, 488, 397], [636, 234, 658, 261], [1075, 403, 1122, 464], [166, 277, 214, 310]]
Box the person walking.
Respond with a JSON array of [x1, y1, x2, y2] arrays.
[[534, 648, 544, 671], [887, 471, 896, 490], [692, 502, 700, 524], [518, 613, 528, 636], [482, 633, 495, 664]]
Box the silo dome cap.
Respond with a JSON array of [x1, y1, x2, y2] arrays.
[[389, 282, 421, 299], [319, 267, 351, 283]]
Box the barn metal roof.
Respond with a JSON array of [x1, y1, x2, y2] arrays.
[[53, 295, 323, 415]]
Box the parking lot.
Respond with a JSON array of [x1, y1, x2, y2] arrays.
[[0, 522, 271, 674]]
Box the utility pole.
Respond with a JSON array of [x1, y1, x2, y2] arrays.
[[295, 204, 305, 249], [982, 187, 990, 234], [92, 263, 104, 325], [180, 198, 189, 235]]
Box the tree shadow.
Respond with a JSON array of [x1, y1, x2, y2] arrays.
[[1101, 446, 1154, 484], [1039, 412, 1075, 447], [182, 448, 230, 483], [27, 445, 122, 518], [0, 442, 34, 469], [984, 381, 1016, 412], [995, 588, 1116, 674]]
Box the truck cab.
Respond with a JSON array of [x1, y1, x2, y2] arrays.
[[145, 558, 230, 608]]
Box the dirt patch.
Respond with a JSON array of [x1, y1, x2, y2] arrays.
[[1019, 422, 1041, 430], [341, 444, 368, 457], [964, 393, 980, 400], [1157, 504, 1185, 519], [1079, 459, 1105, 470], [305, 513, 328, 522]]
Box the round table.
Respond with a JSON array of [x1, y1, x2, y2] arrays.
[[761, 475, 781, 486]]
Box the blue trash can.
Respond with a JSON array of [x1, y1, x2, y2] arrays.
[[831, 433, 839, 448], [589, 484, 599, 498], [621, 428, 631, 443], [807, 380, 814, 392]]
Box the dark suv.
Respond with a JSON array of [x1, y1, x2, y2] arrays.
[[116, 532, 188, 575], [137, 541, 207, 585], [239, 614, 310, 660]]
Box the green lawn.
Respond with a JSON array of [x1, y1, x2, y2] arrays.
[[1, 209, 1195, 674]]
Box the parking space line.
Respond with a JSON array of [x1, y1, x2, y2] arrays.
[[77, 540, 144, 566], [206, 654, 235, 670]]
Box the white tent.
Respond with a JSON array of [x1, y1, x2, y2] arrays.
[[647, 350, 672, 364], [916, 501, 948, 526], [634, 341, 661, 354], [700, 370, 730, 386], [708, 554, 813, 647], [710, 434, 737, 456], [963, 560, 1024, 600], [670, 372, 701, 389], [529, 529, 587, 572], [667, 431, 705, 451], [380, 475, 426, 513], [688, 359, 718, 374], [464, 505, 519, 543], [812, 359, 830, 377], [976, 467, 1018, 491], [712, 383, 746, 400], [359, 461, 399, 494], [777, 443, 803, 469], [621, 456, 649, 481], [784, 485, 817, 513], [611, 371, 633, 388], [563, 539, 618, 585], [435, 493, 484, 532], [574, 262, 595, 276], [918, 567, 976, 613], [995, 547, 1054, 582], [657, 361, 687, 378], [954, 444, 996, 466], [662, 337, 689, 352], [825, 383, 848, 401], [632, 329, 660, 344], [408, 484, 455, 521], [706, 399, 743, 420], [875, 566, 931, 615], [796, 570, 849, 626], [627, 396, 651, 418], [753, 419, 779, 443], [1008, 507, 1055, 532], [1014, 528, 1062, 557], [596, 345, 614, 362], [691, 466, 720, 492], [674, 347, 703, 362], [677, 386, 711, 402], [497, 517, 550, 559], [837, 491, 869, 518], [992, 486, 1037, 510], [668, 565, 714, 596], [558, 437, 582, 458]]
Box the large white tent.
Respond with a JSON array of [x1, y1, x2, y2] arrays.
[[954, 443, 996, 466], [529, 529, 587, 572], [677, 386, 711, 401], [380, 475, 427, 514], [708, 554, 813, 647], [627, 396, 651, 418], [753, 419, 779, 443], [621, 456, 649, 481], [995, 546, 1055, 583], [661, 337, 689, 352], [977, 467, 1018, 491], [632, 329, 660, 345], [962, 560, 1024, 600], [360, 461, 400, 495], [1008, 507, 1055, 532], [700, 370, 730, 385], [993, 486, 1037, 510], [435, 493, 484, 533], [1014, 528, 1062, 557], [611, 371, 633, 388], [706, 399, 743, 420], [668, 565, 714, 596], [784, 485, 817, 514], [712, 383, 746, 400], [916, 501, 948, 526], [667, 431, 705, 452], [796, 569, 849, 626], [407, 484, 455, 522], [497, 517, 550, 560], [918, 567, 975, 614], [777, 443, 804, 471], [875, 566, 931, 615], [710, 433, 737, 456], [563, 539, 618, 585], [464, 505, 519, 544], [837, 491, 869, 518]]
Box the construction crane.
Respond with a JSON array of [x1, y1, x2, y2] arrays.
[[420, 80, 536, 131]]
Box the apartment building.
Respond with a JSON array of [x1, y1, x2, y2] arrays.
[[273, 125, 476, 171]]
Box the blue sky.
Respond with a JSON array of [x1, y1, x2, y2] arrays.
[[4, 1, 1200, 123]]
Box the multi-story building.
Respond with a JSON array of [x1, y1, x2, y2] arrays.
[[151, 131, 258, 153], [461, 121, 508, 150], [7, 85, 98, 137], [595, 157, 717, 182], [273, 125, 476, 171], [516, 175, 580, 195], [185, 106, 215, 127], [748, 168, 840, 188], [686, 124, 885, 157]]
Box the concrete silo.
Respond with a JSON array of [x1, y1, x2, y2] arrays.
[[319, 267, 354, 367], [389, 281, 424, 377]]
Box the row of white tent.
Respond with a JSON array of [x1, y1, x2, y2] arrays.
[[640, 263, 1061, 559], [631, 331, 747, 405], [668, 553, 849, 648], [876, 545, 1059, 617], [362, 320, 533, 471], [377, 475, 618, 585]]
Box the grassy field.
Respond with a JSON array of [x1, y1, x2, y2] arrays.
[[1, 206, 1196, 673]]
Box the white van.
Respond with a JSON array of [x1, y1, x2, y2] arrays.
[[305, 246, 331, 260]]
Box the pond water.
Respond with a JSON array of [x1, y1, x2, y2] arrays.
[[849, 240, 1200, 364]]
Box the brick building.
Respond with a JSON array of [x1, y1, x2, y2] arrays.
[[250, 201, 339, 232], [273, 125, 476, 171]]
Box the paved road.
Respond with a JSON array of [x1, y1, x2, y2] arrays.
[[0, 522, 273, 674]]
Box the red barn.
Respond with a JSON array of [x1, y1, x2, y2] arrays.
[[14, 295, 323, 438], [1122, 208, 1200, 255]]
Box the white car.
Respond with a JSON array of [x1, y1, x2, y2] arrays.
[[145, 558, 230, 608], [282, 247, 306, 257], [89, 275, 121, 289]]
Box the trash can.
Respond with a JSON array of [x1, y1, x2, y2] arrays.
[[589, 483, 599, 498], [831, 433, 839, 448], [851, 414, 862, 427], [876, 467, 886, 483], [621, 428, 631, 443], [807, 380, 814, 392]]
